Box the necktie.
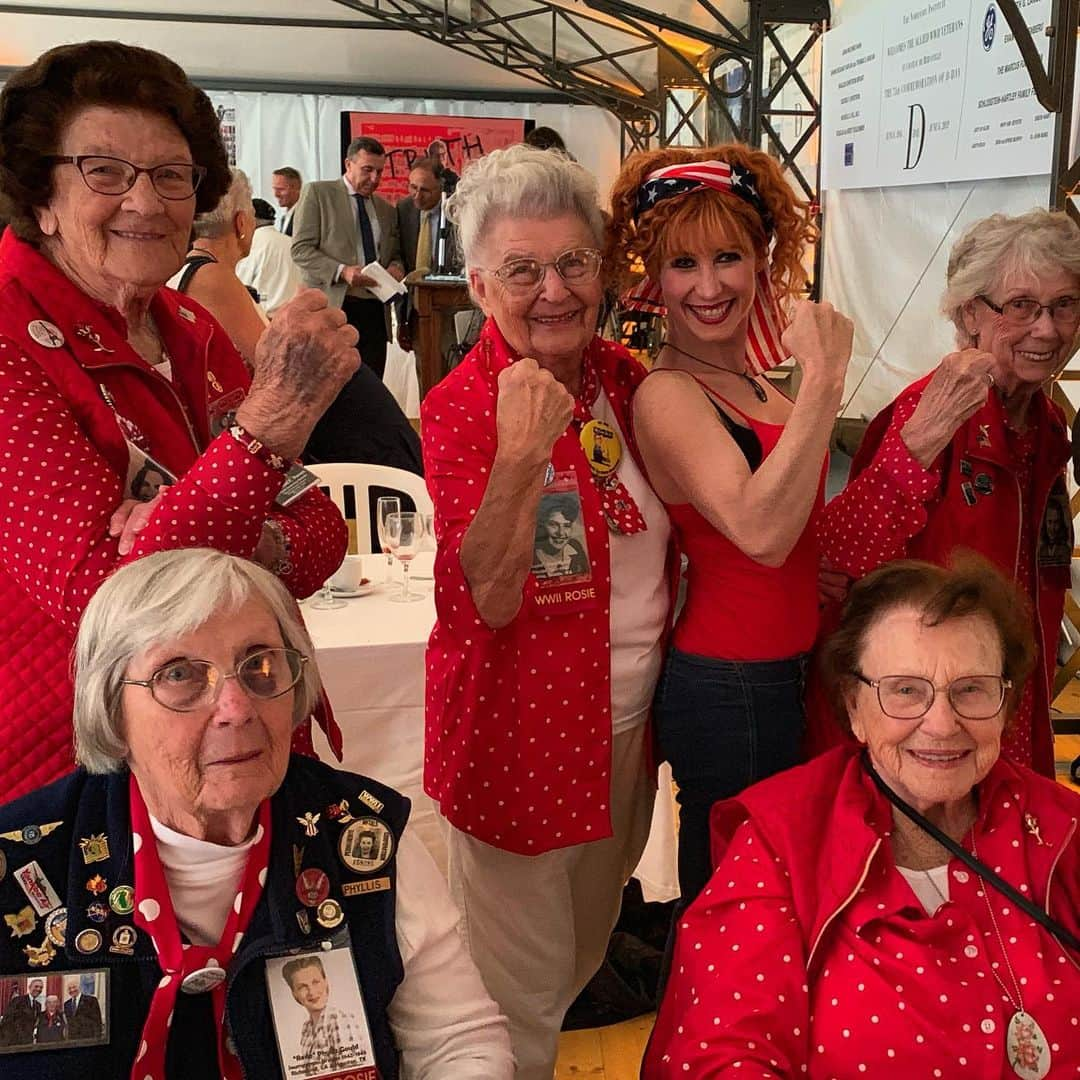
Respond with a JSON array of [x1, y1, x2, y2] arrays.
[[353, 194, 376, 265], [416, 211, 433, 272]]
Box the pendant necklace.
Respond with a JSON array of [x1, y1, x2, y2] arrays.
[[971, 834, 1052, 1080], [660, 341, 768, 403]]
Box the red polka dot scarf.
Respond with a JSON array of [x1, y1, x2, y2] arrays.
[[129, 774, 272, 1080]]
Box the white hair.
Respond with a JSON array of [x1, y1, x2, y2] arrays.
[[73, 548, 320, 774], [445, 144, 605, 268], [943, 208, 1080, 346], [192, 167, 254, 240]]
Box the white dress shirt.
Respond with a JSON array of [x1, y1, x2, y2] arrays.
[[236, 226, 302, 316]]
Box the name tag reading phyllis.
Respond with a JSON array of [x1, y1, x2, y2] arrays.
[[266, 940, 377, 1080]]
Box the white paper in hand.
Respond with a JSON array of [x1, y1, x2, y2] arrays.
[[362, 262, 407, 304]]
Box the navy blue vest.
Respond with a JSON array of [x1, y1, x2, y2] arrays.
[[0, 755, 409, 1079]]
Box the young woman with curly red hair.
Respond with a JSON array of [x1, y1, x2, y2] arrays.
[[608, 145, 854, 901]]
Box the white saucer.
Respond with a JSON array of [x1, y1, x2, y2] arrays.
[[330, 581, 376, 598]]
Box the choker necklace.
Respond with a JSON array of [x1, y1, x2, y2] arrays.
[[660, 341, 768, 402]]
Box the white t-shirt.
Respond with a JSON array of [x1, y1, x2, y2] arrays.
[[897, 863, 951, 914], [236, 227, 302, 316], [150, 817, 513, 1077], [594, 388, 671, 735]]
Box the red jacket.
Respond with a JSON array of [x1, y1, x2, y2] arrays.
[[0, 231, 347, 802], [421, 320, 675, 854], [644, 747, 1080, 1078], [816, 375, 1071, 775]]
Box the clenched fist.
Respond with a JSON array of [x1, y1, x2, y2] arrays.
[[901, 348, 995, 467], [781, 300, 854, 391], [236, 288, 360, 460], [495, 357, 575, 466]]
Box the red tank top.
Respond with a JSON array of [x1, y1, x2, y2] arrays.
[[662, 377, 824, 661]]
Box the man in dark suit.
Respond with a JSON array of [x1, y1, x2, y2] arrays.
[[63, 977, 102, 1041], [395, 157, 461, 352], [0, 980, 36, 1046], [291, 136, 403, 380], [271, 167, 302, 237]]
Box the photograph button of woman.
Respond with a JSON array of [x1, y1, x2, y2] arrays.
[[0, 40, 360, 804], [0, 548, 513, 1079], [643, 557, 1080, 1079]]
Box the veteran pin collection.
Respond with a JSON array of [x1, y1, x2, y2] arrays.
[[2, 789, 396, 974], [291, 790, 395, 933]]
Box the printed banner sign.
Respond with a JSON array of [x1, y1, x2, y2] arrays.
[[343, 113, 527, 201], [822, 0, 1055, 189]]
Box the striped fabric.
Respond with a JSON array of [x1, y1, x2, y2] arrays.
[[621, 159, 790, 374]]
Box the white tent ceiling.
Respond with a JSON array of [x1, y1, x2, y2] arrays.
[[0, 0, 751, 103]]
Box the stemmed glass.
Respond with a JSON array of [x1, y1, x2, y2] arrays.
[[386, 512, 425, 603], [309, 570, 346, 610], [376, 497, 401, 584]]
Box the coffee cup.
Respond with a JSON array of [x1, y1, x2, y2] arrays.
[[329, 554, 366, 592]]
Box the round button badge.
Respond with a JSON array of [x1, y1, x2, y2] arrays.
[[295, 868, 331, 909], [44, 907, 67, 948], [74, 928, 102, 955], [338, 818, 394, 875], [27, 320, 65, 349], [181, 964, 227, 994], [316, 899, 344, 929], [109, 884, 134, 915]]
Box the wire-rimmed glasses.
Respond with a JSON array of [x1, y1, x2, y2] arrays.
[[121, 648, 308, 712], [477, 247, 603, 294], [852, 672, 1011, 721], [46, 155, 206, 200], [976, 294, 1080, 327]]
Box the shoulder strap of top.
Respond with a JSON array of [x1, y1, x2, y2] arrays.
[[174, 253, 216, 295]]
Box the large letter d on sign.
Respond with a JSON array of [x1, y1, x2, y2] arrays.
[[905, 103, 926, 170]]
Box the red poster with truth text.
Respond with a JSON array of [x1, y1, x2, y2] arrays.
[[344, 113, 527, 202]]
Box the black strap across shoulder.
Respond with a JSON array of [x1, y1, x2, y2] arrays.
[[174, 253, 216, 295], [862, 752, 1080, 954]]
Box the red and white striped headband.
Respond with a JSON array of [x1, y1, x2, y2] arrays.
[[622, 159, 788, 374]]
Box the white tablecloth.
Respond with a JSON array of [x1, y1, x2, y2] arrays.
[[305, 554, 679, 902]]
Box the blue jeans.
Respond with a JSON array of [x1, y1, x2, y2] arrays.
[[654, 647, 808, 904]]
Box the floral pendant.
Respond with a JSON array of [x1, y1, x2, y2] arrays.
[[1007, 1011, 1051, 1079]]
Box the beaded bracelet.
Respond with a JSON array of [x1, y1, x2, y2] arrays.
[[228, 421, 289, 472]]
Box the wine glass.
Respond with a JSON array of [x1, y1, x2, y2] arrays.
[[376, 496, 401, 584], [386, 511, 425, 603], [309, 572, 346, 610]]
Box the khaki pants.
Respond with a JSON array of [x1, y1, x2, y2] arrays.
[[444, 725, 654, 1080]]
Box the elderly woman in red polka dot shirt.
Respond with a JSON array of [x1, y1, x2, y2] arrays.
[[0, 42, 357, 803], [817, 210, 1080, 779], [644, 557, 1080, 1079], [420, 144, 677, 1079]]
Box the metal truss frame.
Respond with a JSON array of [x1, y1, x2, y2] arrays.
[[995, 0, 1080, 215]]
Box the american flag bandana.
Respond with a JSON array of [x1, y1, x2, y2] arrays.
[[621, 159, 790, 375]]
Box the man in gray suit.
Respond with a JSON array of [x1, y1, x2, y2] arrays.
[[395, 157, 461, 352], [291, 136, 403, 380]]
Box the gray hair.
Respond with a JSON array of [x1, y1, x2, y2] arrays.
[[445, 144, 604, 268], [192, 167, 254, 240], [73, 548, 321, 774], [943, 209, 1080, 345]]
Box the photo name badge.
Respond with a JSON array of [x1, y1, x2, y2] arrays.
[[265, 941, 377, 1080], [0, 967, 110, 1055], [14, 861, 63, 917], [530, 470, 596, 614], [123, 444, 178, 505]]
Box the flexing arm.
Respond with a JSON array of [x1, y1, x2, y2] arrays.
[[635, 301, 851, 568]]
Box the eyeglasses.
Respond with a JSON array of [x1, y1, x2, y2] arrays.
[[47, 155, 206, 200], [479, 247, 603, 293], [121, 647, 308, 713], [977, 294, 1080, 326], [853, 672, 1011, 721]]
